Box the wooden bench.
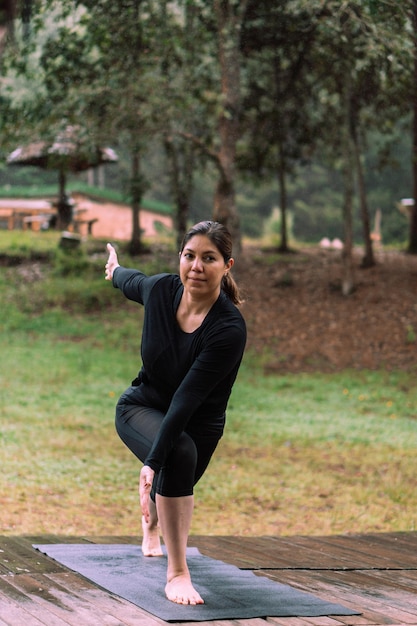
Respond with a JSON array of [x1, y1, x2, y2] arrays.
[[72, 217, 98, 235], [23, 214, 55, 231], [0, 208, 15, 230]]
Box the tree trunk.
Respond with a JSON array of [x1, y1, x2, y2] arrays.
[[341, 87, 356, 296], [128, 150, 143, 256], [351, 123, 375, 268], [56, 170, 73, 230], [213, 172, 241, 251], [341, 156, 355, 296], [164, 135, 193, 250], [213, 0, 245, 253], [0, 0, 15, 54], [410, 0, 417, 253], [277, 143, 290, 252]]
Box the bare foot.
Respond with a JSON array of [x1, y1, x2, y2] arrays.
[[165, 574, 204, 605], [141, 515, 163, 557]]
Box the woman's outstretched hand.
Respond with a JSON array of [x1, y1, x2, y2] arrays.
[[140, 465, 155, 523], [104, 243, 120, 280]]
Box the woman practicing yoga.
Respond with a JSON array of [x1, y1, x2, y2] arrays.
[[105, 220, 246, 605]]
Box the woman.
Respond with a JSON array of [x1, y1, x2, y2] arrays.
[[105, 221, 246, 606]]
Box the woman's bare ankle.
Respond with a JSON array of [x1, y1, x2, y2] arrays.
[[141, 515, 163, 557]]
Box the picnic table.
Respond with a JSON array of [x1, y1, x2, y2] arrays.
[[0, 199, 56, 231], [0, 199, 99, 235]]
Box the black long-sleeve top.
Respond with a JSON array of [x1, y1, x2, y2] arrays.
[[113, 266, 247, 473]]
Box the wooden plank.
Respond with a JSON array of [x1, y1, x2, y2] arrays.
[[220, 621, 271, 626], [232, 617, 274, 626], [339, 532, 417, 565], [3, 571, 131, 626], [0, 599, 47, 626], [307, 534, 417, 569], [266, 536, 369, 570], [265, 617, 322, 626], [289, 618, 346, 625], [0, 536, 69, 575], [193, 535, 331, 570], [368, 569, 417, 593], [191, 535, 366, 570], [267, 617, 346, 626], [0, 577, 69, 625], [321, 616, 385, 626], [264, 569, 417, 624], [265, 536, 391, 570], [259, 570, 387, 624], [193, 535, 319, 569], [334, 569, 417, 615], [192, 533, 417, 571]]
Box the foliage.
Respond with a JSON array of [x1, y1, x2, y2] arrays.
[[0, 0, 416, 250]]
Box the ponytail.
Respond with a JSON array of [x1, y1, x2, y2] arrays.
[[222, 272, 243, 306]]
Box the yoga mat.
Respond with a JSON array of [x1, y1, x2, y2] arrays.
[[33, 543, 359, 622]]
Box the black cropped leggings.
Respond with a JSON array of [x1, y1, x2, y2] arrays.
[[115, 387, 223, 498]]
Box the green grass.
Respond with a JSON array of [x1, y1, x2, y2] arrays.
[[1, 231, 416, 537]]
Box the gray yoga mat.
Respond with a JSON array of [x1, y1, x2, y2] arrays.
[[33, 543, 359, 622]]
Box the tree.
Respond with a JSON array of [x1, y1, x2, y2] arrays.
[[410, 0, 417, 253], [155, 0, 206, 248], [311, 0, 409, 291], [211, 0, 248, 252], [4, 0, 415, 259], [347, 1, 410, 266], [0, 1, 14, 55], [74, 0, 166, 254], [0, 0, 33, 55], [6, 0, 168, 254], [156, 0, 249, 251], [240, 0, 327, 252]]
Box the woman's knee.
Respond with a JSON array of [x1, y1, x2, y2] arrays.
[[169, 434, 198, 472], [156, 435, 198, 496]]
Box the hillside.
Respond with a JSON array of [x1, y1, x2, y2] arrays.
[[238, 246, 416, 373]]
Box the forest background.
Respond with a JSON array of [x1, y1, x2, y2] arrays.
[[1, 2, 417, 538], [0, 0, 417, 279]]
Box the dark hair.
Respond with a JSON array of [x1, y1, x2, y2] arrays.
[[179, 220, 243, 305]]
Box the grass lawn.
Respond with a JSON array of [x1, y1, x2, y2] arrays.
[[1, 231, 416, 537]]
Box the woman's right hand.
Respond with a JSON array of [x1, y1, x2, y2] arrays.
[[140, 465, 155, 523], [104, 243, 120, 280]]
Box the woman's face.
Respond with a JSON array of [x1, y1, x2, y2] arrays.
[[179, 234, 234, 299]]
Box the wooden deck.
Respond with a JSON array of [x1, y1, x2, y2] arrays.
[[1, 532, 417, 625]]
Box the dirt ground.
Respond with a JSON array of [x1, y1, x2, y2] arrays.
[[238, 245, 417, 373], [85, 201, 417, 373]]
